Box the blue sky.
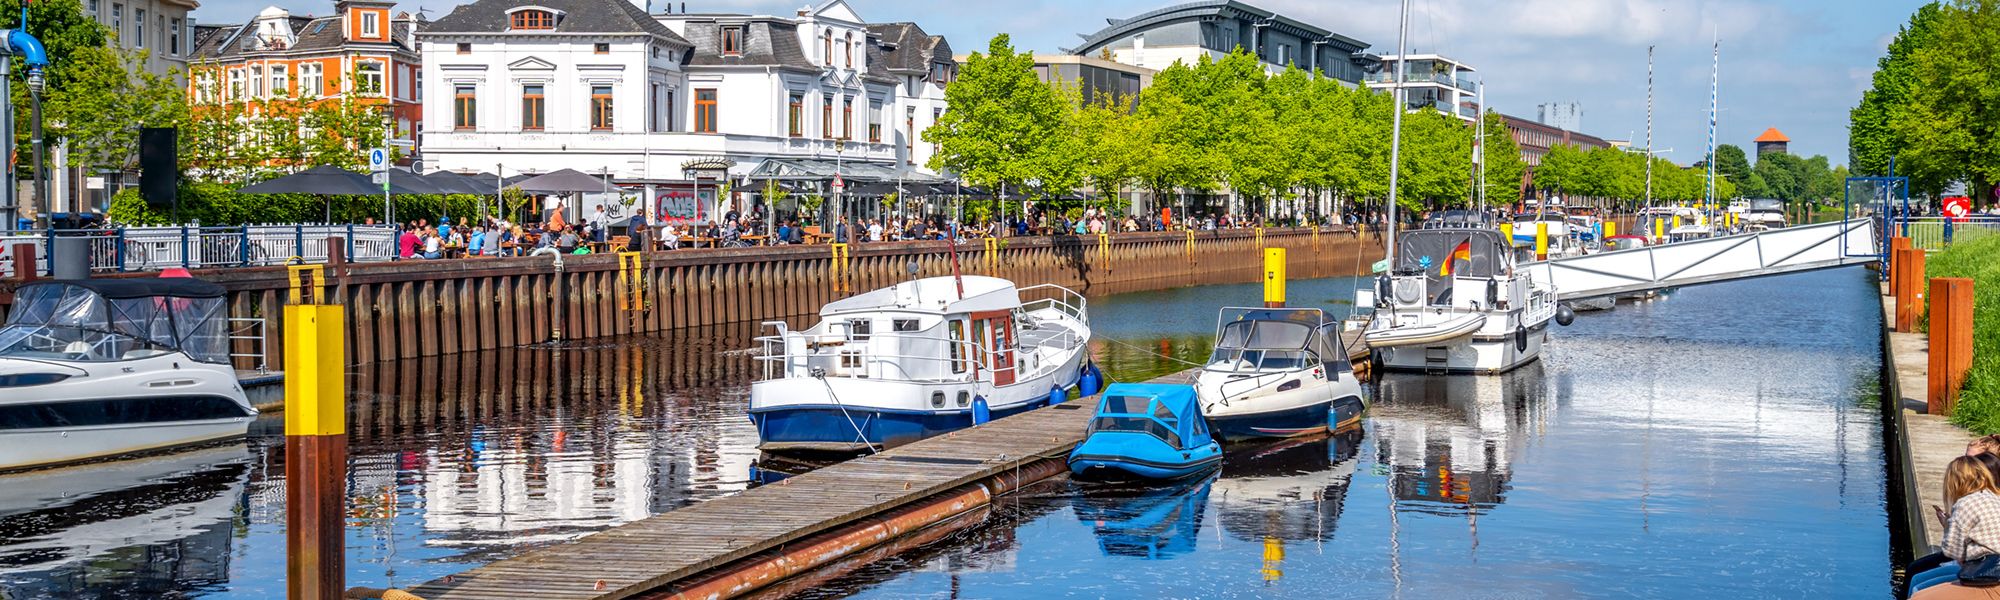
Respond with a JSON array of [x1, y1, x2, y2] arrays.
[[203, 0, 1928, 167]]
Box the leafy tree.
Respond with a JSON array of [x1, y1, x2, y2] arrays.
[[1712, 144, 1753, 199], [1850, 3, 1944, 186], [926, 34, 1073, 208], [1535, 144, 1587, 197], [1895, 0, 2000, 206], [1479, 111, 1526, 206], [1394, 109, 1470, 209]]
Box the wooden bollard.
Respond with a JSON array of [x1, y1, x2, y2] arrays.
[[9, 242, 34, 281], [286, 302, 347, 600], [1896, 248, 1926, 332], [1890, 236, 1911, 298], [1930, 277, 1975, 416]]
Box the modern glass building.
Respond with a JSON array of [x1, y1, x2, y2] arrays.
[[1067, 1, 1375, 83]]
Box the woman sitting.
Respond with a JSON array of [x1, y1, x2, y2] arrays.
[[1912, 455, 2000, 594]]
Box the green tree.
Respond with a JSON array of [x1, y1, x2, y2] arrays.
[[1478, 111, 1526, 206], [1851, 3, 1944, 182], [1536, 144, 1587, 197], [926, 34, 1073, 206], [1394, 109, 1471, 209], [1895, 0, 2000, 206], [1712, 144, 1753, 199]]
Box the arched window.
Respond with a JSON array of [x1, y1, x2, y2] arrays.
[[510, 9, 554, 30], [844, 32, 853, 68], [822, 29, 832, 64]]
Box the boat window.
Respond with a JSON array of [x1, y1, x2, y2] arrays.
[[947, 320, 965, 374], [846, 319, 872, 340], [892, 318, 920, 332], [1257, 350, 1308, 370], [1101, 394, 1148, 414], [0, 285, 230, 364], [1090, 416, 1180, 449], [0, 395, 252, 430], [1151, 401, 1177, 423], [971, 320, 989, 367]]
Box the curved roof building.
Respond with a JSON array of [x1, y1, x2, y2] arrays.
[[1068, 1, 1375, 82]]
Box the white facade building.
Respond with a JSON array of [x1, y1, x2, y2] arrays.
[[1365, 53, 1481, 122], [418, 0, 954, 223]]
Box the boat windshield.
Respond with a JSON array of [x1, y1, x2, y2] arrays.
[[1205, 348, 1311, 372], [1091, 394, 1183, 448], [0, 282, 229, 363]]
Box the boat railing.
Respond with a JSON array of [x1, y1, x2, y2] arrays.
[[1017, 283, 1088, 325], [754, 321, 1065, 385], [228, 317, 268, 372]]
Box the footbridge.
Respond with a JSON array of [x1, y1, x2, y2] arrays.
[[1526, 219, 1881, 301]]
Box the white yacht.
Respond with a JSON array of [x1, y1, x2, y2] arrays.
[[0, 278, 257, 472], [1363, 229, 1558, 374], [1742, 198, 1789, 230], [1194, 308, 1366, 441], [751, 275, 1091, 452]]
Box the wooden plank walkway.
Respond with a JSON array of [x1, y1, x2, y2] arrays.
[[406, 386, 1115, 600]]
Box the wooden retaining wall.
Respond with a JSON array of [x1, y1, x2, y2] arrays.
[[0, 227, 1383, 368]]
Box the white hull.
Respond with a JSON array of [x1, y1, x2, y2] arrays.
[[1373, 322, 1546, 374], [0, 419, 252, 472], [0, 353, 255, 472]]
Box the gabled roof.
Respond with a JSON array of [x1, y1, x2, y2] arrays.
[[424, 0, 690, 49], [863, 22, 953, 76], [681, 19, 814, 71], [1754, 127, 1790, 143]]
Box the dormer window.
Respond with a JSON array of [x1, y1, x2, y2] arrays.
[[721, 26, 742, 55], [360, 12, 379, 37], [510, 9, 555, 30]]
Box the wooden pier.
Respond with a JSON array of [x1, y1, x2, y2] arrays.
[[405, 389, 1112, 600]]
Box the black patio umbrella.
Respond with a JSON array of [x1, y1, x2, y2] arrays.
[[513, 168, 614, 194], [234, 165, 429, 195], [387, 168, 452, 195], [503, 173, 539, 187], [424, 170, 495, 195], [847, 180, 903, 196]]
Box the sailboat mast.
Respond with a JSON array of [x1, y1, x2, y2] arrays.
[[1384, 0, 1411, 268], [1644, 45, 1654, 208], [1476, 81, 1486, 214], [1705, 35, 1719, 219]]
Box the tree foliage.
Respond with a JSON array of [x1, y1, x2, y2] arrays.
[[1855, 0, 2000, 205], [1479, 111, 1526, 206]]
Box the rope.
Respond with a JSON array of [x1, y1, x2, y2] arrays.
[[815, 372, 880, 454], [1100, 336, 1205, 368]]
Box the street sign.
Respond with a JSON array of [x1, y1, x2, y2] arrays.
[[832, 175, 845, 191], [371, 172, 388, 185], [368, 148, 389, 172]]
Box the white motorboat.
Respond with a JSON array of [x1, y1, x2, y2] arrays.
[[1743, 198, 1789, 229], [1193, 308, 1367, 441], [0, 278, 257, 472], [750, 275, 1092, 452], [1363, 228, 1558, 374]]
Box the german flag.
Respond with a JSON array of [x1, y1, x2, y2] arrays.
[[1439, 238, 1472, 276]]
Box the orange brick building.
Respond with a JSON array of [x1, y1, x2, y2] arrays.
[[187, 0, 422, 148]]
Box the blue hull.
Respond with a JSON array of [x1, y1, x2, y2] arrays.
[[753, 401, 1045, 452], [1069, 454, 1221, 481], [1209, 396, 1363, 441]]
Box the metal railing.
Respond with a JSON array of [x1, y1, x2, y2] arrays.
[[754, 313, 1088, 385], [228, 317, 268, 372], [1018, 283, 1089, 325], [0, 224, 397, 275], [1896, 216, 1999, 252]]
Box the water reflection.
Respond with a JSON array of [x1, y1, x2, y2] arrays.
[[1372, 364, 1550, 513], [1072, 474, 1216, 560]]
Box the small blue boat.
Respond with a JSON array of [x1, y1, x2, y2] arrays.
[[1069, 384, 1222, 481]]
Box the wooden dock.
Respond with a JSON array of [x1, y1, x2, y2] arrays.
[[406, 391, 1106, 600]]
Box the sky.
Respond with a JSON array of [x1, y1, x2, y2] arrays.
[[199, 0, 1930, 167]]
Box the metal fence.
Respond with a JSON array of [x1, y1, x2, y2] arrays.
[[1896, 216, 2000, 252], [0, 224, 398, 277]]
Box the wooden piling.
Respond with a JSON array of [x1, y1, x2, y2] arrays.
[[1930, 277, 1975, 416], [1896, 248, 1926, 332], [284, 303, 346, 600]]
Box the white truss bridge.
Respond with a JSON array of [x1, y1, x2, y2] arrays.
[[1526, 219, 1881, 301]]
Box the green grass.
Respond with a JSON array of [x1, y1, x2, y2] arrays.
[[1928, 234, 2000, 433]]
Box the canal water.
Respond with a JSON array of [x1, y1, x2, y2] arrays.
[[0, 269, 1889, 598]]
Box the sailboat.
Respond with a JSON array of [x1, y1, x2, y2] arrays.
[[1362, 0, 1560, 374]]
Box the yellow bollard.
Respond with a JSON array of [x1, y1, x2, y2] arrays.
[[830, 243, 851, 293], [286, 264, 326, 305], [1263, 248, 1286, 308], [1535, 222, 1549, 260], [1654, 218, 1665, 242], [1097, 232, 1110, 272], [1500, 222, 1513, 245], [982, 237, 998, 274], [285, 303, 346, 600], [617, 251, 643, 311], [1672, 214, 1682, 231], [1604, 221, 1617, 239]]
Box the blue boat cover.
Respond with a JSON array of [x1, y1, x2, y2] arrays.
[[1090, 383, 1213, 451]]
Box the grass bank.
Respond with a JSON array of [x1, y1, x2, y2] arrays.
[[1930, 234, 2000, 433]]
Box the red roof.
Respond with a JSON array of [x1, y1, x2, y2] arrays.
[[1754, 127, 1790, 143]]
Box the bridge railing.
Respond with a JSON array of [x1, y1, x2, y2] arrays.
[[0, 224, 399, 277], [1896, 216, 2000, 252]]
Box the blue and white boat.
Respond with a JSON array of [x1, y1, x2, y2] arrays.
[[750, 275, 1091, 452], [1196, 308, 1367, 441], [1069, 383, 1222, 481]]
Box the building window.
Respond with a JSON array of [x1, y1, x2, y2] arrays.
[[905, 107, 915, 164], [590, 85, 614, 130], [722, 26, 743, 55], [841, 96, 852, 139], [454, 85, 477, 130], [227, 68, 242, 100], [821, 94, 832, 138], [787, 93, 803, 137], [111, 4, 122, 40], [300, 63, 323, 97], [87, 0, 97, 14], [694, 88, 716, 133], [844, 32, 852, 68], [356, 62, 383, 95], [133, 8, 145, 47], [169, 17, 180, 55], [664, 89, 675, 132], [932, 108, 942, 157], [271, 65, 289, 95], [361, 11, 379, 37], [822, 29, 832, 65], [868, 99, 881, 142], [521, 85, 544, 130], [593, 42, 610, 54], [249, 65, 263, 97], [510, 10, 554, 30], [457, 42, 471, 54]]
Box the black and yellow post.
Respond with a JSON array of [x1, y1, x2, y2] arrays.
[[1096, 233, 1110, 273], [1263, 248, 1286, 308], [830, 243, 851, 293], [617, 251, 644, 311], [286, 264, 325, 305], [1255, 227, 1265, 249], [284, 288, 346, 599]]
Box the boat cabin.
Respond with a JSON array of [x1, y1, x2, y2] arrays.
[[1207, 308, 1350, 376], [758, 276, 1085, 387], [0, 279, 231, 365], [1389, 229, 1518, 309], [1086, 384, 1215, 453]]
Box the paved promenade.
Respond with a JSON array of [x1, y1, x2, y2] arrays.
[[1888, 293, 1972, 548]]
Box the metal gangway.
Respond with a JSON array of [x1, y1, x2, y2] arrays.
[[1525, 218, 1881, 301]]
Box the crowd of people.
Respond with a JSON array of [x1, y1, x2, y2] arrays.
[[1908, 435, 2000, 598]]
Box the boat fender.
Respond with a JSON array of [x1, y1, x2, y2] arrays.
[[1079, 363, 1104, 397], [1515, 327, 1528, 352], [972, 396, 991, 425], [1555, 304, 1577, 327], [1048, 385, 1067, 407]]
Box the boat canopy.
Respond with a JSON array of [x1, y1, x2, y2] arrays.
[[1213, 308, 1325, 350], [1396, 229, 1509, 278], [0, 279, 230, 363], [1090, 384, 1211, 451], [1748, 198, 1784, 212]]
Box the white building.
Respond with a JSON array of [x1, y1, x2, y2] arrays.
[[1364, 53, 1480, 122], [418, 0, 954, 223]]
